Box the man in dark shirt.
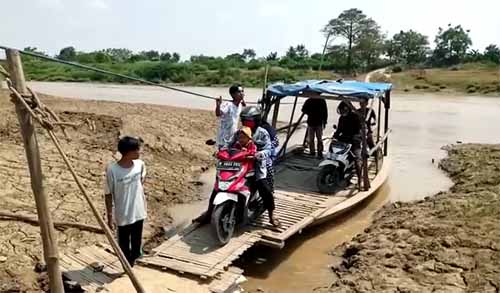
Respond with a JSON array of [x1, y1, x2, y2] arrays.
[[333, 101, 362, 190], [302, 98, 328, 158]]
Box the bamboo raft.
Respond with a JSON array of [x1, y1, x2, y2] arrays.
[[59, 148, 390, 292]]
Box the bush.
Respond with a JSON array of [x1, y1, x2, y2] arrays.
[[392, 65, 403, 73]]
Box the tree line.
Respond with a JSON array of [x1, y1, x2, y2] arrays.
[[18, 8, 500, 85], [323, 8, 499, 72]]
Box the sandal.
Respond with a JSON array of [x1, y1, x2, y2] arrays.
[[270, 217, 282, 229]]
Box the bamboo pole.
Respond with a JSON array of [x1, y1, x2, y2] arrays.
[[5, 49, 64, 293], [279, 113, 305, 158], [271, 98, 280, 128], [279, 96, 299, 157], [276, 119, 303, 132], [8, 86, 146, 292], [368, 130, 391, 156], [0, 211, 104, 234], [377, 96, 382, 143], [384, 91, 391, 156], [360, 101, 370, 191]]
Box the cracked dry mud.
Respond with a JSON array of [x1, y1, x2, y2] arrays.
[[319, 144, 500, 293], [0, 90, 216, 292]]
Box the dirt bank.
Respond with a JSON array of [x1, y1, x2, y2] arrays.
[[320, 144, 500, 292], [0, 89, 216, 292]]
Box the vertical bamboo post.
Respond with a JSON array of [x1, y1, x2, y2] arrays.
[[6, 49, 64, 293], [384, 90, 391, 156], [360, 100, 370, 191], [271, 98, 280, 128], [377, 95, 382, 142], [279, 96, 298, 157]]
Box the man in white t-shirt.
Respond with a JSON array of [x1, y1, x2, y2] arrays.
[[215, 84, 246, 149], [105, 136, 146, 267]]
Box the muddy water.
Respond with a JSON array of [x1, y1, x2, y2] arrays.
[[28, 82, 500, 291]]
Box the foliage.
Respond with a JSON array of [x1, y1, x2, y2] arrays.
[[484, 44, 500, 64], [432, 24, 472, 66], [387, 30, 429, 66], [324, 8, 381, 72], [58, 46, 77, 61], [16, 9, 500, 88]]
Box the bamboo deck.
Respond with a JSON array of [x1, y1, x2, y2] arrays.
[[60, 150, 390, 292]]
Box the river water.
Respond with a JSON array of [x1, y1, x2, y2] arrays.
[[28, 81, 500, 292]]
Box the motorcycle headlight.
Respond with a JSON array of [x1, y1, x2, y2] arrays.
[[218, 181, 231, 191]]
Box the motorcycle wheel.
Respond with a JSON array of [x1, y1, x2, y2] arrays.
[[317, 165, 343, 194], [211, 201, 236, 245]]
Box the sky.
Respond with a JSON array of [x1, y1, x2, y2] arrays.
[[1, 0, 499, 59]]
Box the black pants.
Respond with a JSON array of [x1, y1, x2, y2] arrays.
[[117, 220, 143, 267], [207, 178, 275, 215], [255, 179, 275, 211]]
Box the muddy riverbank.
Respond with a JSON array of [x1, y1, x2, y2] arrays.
[[321, 144, 500, 292], [0, 89, 216, 292]]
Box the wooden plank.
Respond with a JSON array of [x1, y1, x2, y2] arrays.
[[138, 256, 215, 277]]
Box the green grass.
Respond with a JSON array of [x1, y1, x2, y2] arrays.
[[390, 63, 500, 95]]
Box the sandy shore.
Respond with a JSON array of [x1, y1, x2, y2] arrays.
[[320, 144, 500, 292], [0, 89, 216, 291]]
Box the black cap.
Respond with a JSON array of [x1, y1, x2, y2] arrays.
[[229, 84, 243, 95]]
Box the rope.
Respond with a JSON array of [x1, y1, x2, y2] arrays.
[[0, 65, 9, 78], [0, 45, 298, 105], [5, 79, 146, 292]]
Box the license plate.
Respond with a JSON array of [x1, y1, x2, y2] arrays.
[[217, 161, 241, 171]]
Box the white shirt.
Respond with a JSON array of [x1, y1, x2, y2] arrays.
[[104, 160, 147, 227], [216, 101, 242, 148]]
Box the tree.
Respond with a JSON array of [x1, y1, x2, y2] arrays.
[[225, 53, 245, 64], [384, 40, 397, 63], [295, 44, 309, 59], [160, 52, 172, 62], [285, 46, 297, 59], [139, 50, 160, 61], [172, 53, 181, 63], [24, 47, 47, 56], [94, 51, 111, 63], [465, 49, 483, 63], [242, 49, 256, 61], [389, 30, 429, 66], [103, 48, 132, 62], [58, 46, 77, 61], [432, 24, 472, 66], [484, 44, 500, 64], [324, 8, 381, 72], [356, 30, 385, 69], [266, 52, 278, 61]]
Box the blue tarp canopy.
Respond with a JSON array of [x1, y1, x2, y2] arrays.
[[266, 80, 392, 99]]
